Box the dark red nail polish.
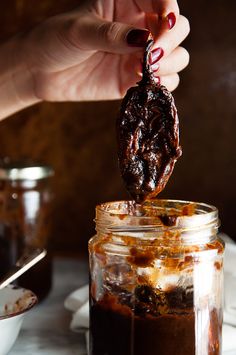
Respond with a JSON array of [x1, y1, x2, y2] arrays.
[[127, 29, 150, 47], [150, 48, 164, 63], [151, 62, 160, 72], [167, 12, 176, 29], [155, 76, 161, 84]]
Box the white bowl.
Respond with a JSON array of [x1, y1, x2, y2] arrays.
[[0, 285, 37, 355]]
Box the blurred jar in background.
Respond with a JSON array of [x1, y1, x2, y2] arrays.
[[0, 159, 54, 301]]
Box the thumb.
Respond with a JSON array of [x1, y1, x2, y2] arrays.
[[71, 14, 150, 54]]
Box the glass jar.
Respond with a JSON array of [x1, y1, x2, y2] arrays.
[[89, 200, 224, 355], [0, 159, 54, 301]]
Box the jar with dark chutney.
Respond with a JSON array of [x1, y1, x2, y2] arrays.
[[89, 199, 224, 355], [0, 159, 54, 300]]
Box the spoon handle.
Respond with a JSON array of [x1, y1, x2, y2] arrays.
[[0, 248, 47, 290]]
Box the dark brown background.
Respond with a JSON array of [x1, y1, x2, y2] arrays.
[[0, 0, 235, 254]]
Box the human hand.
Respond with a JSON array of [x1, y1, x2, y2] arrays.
[[9, 0, 190, 106]]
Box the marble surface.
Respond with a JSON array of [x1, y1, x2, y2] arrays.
[[10, 257, 88, 355]]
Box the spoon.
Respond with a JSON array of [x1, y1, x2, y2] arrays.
[[0, 248, 47, 290]]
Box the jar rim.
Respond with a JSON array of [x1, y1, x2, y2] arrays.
[[0, 165, 54, 181], [95, 199, 219, 233]]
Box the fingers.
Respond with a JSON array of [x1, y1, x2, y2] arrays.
[[57, 9, 189, 58], [152, 15, 190, 57], [153, 46, 190, 76], [147, 15, 190, 92], [68, 1, 182, 56], [64, 13, 150, 54], [135, 0, 179, 18], [160, 74, 180, 92], [155, 0, 180, 17], [136, 70, 180, 92], [137, 46, 188, 92]]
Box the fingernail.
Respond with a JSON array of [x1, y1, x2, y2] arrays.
[[155, 76, 161, 84], [151, 62, 160, 72], [167, 12, 176, 30], [150, 48, 164, 63], [127, 29, 150, 47]]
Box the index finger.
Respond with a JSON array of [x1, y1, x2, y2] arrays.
[[135, 0, 180, 18]]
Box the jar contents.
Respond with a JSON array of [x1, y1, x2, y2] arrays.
[[91, 287, 220, 355], [89, 200, 224, 355], [117, 40, 182, 203]]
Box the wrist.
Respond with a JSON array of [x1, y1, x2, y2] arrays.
[[0, 35, 41, 120]]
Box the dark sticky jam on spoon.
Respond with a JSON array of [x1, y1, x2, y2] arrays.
[[117, 39, 182, 203]]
